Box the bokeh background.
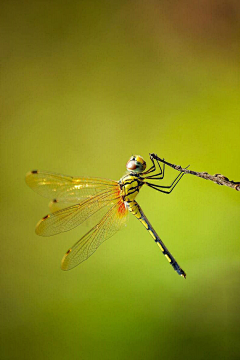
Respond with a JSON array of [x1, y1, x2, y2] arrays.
[[1, 1, 240, 359]]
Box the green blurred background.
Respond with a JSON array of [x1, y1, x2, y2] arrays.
[[1, 0, 240, 359]]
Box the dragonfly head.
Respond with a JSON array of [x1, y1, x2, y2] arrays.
[[126, 155, 146, 174]]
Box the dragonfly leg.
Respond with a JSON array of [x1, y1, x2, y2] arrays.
[[142, 155, 157, 175], [142, 154, 165, 179], [146, 171, 185, 194], [144, 162, 165, 180]]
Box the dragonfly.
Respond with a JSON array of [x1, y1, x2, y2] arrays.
[[26, 153, 187, 278]]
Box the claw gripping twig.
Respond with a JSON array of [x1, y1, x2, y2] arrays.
[[150, 153, 240, 192]]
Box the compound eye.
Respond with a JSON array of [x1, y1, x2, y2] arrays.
[[126, 160, 137, 171]]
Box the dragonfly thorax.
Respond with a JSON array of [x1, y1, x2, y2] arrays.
[[119, 174, 144, 202]]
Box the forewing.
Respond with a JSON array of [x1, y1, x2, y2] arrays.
[[36, 189, 121, 236], [26, 171, 118, 202], [61, 200, 128, 270]]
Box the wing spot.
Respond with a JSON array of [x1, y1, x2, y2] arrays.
[[43, 215, 50, 220], [66, 249, 72, 255], [31, 170, 38, 174]]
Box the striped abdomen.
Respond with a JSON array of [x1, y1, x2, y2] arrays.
[[126, 200, 186, 278]]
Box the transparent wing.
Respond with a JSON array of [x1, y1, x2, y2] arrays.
[[36, 188, 121, 236], [48, 198, 107, 229], [61, 200, 128, 270], [49, 199, 76, 213], [26, 170, 118, 202]]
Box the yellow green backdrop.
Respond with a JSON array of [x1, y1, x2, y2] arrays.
[[1, 1, 240, 359]]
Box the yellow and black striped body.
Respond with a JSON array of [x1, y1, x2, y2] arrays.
[[119, 173, 186, 278], [119, 173, 144, 202]]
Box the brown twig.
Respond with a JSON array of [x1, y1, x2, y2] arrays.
[[150, 153, 240, 192]]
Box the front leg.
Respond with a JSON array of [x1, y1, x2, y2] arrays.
[[142, 153, 165, 179]]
